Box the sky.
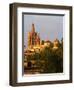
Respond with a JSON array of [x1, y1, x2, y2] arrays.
[[23, 14, 63, 48]]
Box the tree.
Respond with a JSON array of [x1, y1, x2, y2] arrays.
[[41, 40, 45, 45]]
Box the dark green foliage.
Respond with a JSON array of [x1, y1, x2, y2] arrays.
[[39, 46, 63, 73], [41, 40, 45, 45]]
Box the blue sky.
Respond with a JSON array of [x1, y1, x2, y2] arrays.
[[23, 14, 63, 47]]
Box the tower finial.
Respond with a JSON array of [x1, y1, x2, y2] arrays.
[[32, 23, 35, 32]]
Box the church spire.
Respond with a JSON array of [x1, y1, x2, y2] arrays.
[[32, 23, 35, 32]]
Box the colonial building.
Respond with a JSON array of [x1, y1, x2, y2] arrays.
[[28, 24, 40, 48], [26, 23, 60, 52]]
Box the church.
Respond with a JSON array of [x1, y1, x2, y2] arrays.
[[28, 24, 40, 48], [27, 23, 59, 51]]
